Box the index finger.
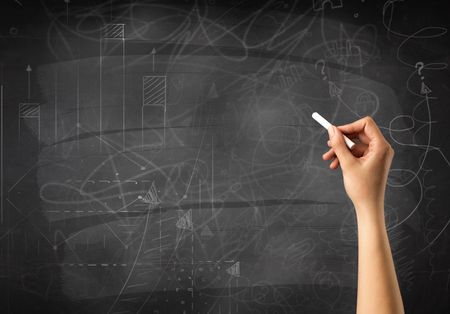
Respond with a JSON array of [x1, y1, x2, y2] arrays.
[[337, 116, 383, 141]]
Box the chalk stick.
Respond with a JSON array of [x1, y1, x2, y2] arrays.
[[312, 112, 355, 150]]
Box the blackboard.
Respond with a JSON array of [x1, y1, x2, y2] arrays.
[[1, 0, 449, 313]]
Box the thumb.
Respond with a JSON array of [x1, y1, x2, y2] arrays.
[[328, 125, 355, 169]]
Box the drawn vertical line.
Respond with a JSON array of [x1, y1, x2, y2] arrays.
[[141, 106, 144, 151], [54, 67, 58, 149], [164, 76, 166, 147], [76, 60, 80, 151], [4, 82, 10, 314], [110, 2, 113, 21], [99, 37, 102, 151], [152, 48, 155, 72], [141, 76, 144, 150], [159, 207, 162, 267], [235, 278, 238, 313], [122, 36, 126, 148], [1, 84, 3, 224], [8, 229, 10, 314], [38, 108, 40, 151], [27, 66, 31, 101], [191, 185, 195, 313], [65, 0, 69, 24], [212, 136, 214, 216], [228, 279, 231, 314]]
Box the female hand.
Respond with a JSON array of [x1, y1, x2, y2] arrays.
[[322, 116, 394, 218], [322, 116, 404, 314]]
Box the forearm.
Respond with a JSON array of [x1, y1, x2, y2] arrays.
[[355, 205, 404, 314]]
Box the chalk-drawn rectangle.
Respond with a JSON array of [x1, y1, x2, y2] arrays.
[[19, 103, 40, 118], [103, 24, 125, 39], [143, 76, 166, 106]]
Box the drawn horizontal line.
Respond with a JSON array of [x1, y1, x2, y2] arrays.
[[51, 124, 319, 146]]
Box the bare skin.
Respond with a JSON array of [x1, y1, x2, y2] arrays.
[[322, 116, 404, 314]]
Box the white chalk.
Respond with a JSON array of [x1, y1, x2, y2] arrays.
[[312, 112, 355, 150]]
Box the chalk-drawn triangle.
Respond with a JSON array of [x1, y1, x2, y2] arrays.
[[200, 225, 213, 237], [226, 261, 240, 277], [176, 209, 193, 231], [420, 82, 432, 95], [139, 181, 161, 208], [328, 81, 342, 98], [207, 83, 219, 99]]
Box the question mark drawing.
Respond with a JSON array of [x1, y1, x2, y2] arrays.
[[315, 59, 327, 80], [415, 61, 424, 80]]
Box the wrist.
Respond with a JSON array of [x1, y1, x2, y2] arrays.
[[354, 203, 386, 228]]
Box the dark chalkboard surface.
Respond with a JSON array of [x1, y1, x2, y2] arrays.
[[1, 0, 449, 313]]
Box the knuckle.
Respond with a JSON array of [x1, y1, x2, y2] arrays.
[[389, 145, 395, 156], [389, 145, 395, 153], [364, 116, 374, 124], [383, 143, 394, 155]]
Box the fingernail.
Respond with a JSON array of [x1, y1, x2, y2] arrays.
[[328, 126, 335, 138]]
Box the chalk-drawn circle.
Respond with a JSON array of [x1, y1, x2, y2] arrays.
[[354, 92, 379, 116], [389, 115, 414, 132], [193, 261, 222, 290], [387, 168, 416, 187]]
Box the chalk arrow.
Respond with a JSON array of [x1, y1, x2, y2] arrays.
[[64, 0, 70, 24], [226, 261, 240, 277], [420, 82, 432, 95], [200, 225, 213, 237], [26, 65, 32, 100], [176, 209, 193, 231], [207, 82, 219, 99], [151, 48, 156, 72], [328, 81, 342, 98]]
